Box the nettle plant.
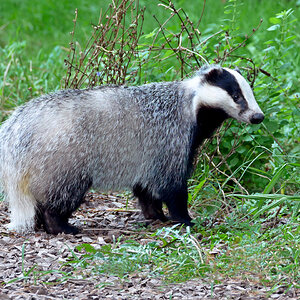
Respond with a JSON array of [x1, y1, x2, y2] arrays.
[[251, 8, 299, 192]]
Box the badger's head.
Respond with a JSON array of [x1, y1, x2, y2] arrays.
[[188, 65, 264, 124]]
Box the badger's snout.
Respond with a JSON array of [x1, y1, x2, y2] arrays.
[[250, 113, 264, 124]]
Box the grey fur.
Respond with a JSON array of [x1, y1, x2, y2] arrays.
[[0, 65, 264, 234]]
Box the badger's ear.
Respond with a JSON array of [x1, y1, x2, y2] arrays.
[[234, 67, 242, 74]]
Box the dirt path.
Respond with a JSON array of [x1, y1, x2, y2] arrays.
[[0, 193, 298, 299]]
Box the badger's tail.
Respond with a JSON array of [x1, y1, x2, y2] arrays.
[[2, 168, 37, 232], [0, 124, 37, 233], [5, 182, 36, 232], [0, 158, 36, 233]]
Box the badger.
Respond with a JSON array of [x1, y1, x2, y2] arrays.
[[0, 65, 264, 235]]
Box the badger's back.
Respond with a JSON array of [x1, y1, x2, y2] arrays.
[[0, 82, 194, 200]]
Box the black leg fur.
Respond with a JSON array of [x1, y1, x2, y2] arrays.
[[36, 175, 92, 234], [133, 184, 168, 222], [162, 186, 193, 226], [41, 208, 80, 235], [133, 183, 193, 226]]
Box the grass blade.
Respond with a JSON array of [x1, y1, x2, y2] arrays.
[[263, 163, 288, 194]]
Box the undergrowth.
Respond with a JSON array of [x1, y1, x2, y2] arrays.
[[9, 222, 299, 292]]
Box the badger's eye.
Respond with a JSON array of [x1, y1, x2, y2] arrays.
[[233, 94, 239, 102]]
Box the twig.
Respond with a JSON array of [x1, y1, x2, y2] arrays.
[[196, 0, 206, 29]]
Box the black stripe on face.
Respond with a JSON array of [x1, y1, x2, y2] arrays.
[[204, 68, 249, 114]]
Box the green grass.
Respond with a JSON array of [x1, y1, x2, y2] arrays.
[[1, 0, 299, 294], [12, 222, 299, 291], [1, 1, 298, 56], [0, 1, 299, 105]]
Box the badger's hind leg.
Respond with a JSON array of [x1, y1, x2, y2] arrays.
[[36, 176, 92, 235], [133, 184, 168, 222], [36, 206, 80, 235]]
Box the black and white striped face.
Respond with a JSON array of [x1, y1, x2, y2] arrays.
[[189, 66, 264, 124]]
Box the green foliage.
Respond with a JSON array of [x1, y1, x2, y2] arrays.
[[188, 1, 299, 230], [9, 223, 299, 291], [65, 226, 207, 282], [0, 42, 64, 121]]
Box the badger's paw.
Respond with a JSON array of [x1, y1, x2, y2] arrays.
[[43, 220, 81, 235]]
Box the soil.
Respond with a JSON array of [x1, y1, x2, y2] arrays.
[[0, 192, 299, 300]]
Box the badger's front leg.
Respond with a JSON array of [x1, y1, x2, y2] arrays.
[[133, 184, 193, 226], [163, 185, 193, 227], [133, 184, 168, 222]]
